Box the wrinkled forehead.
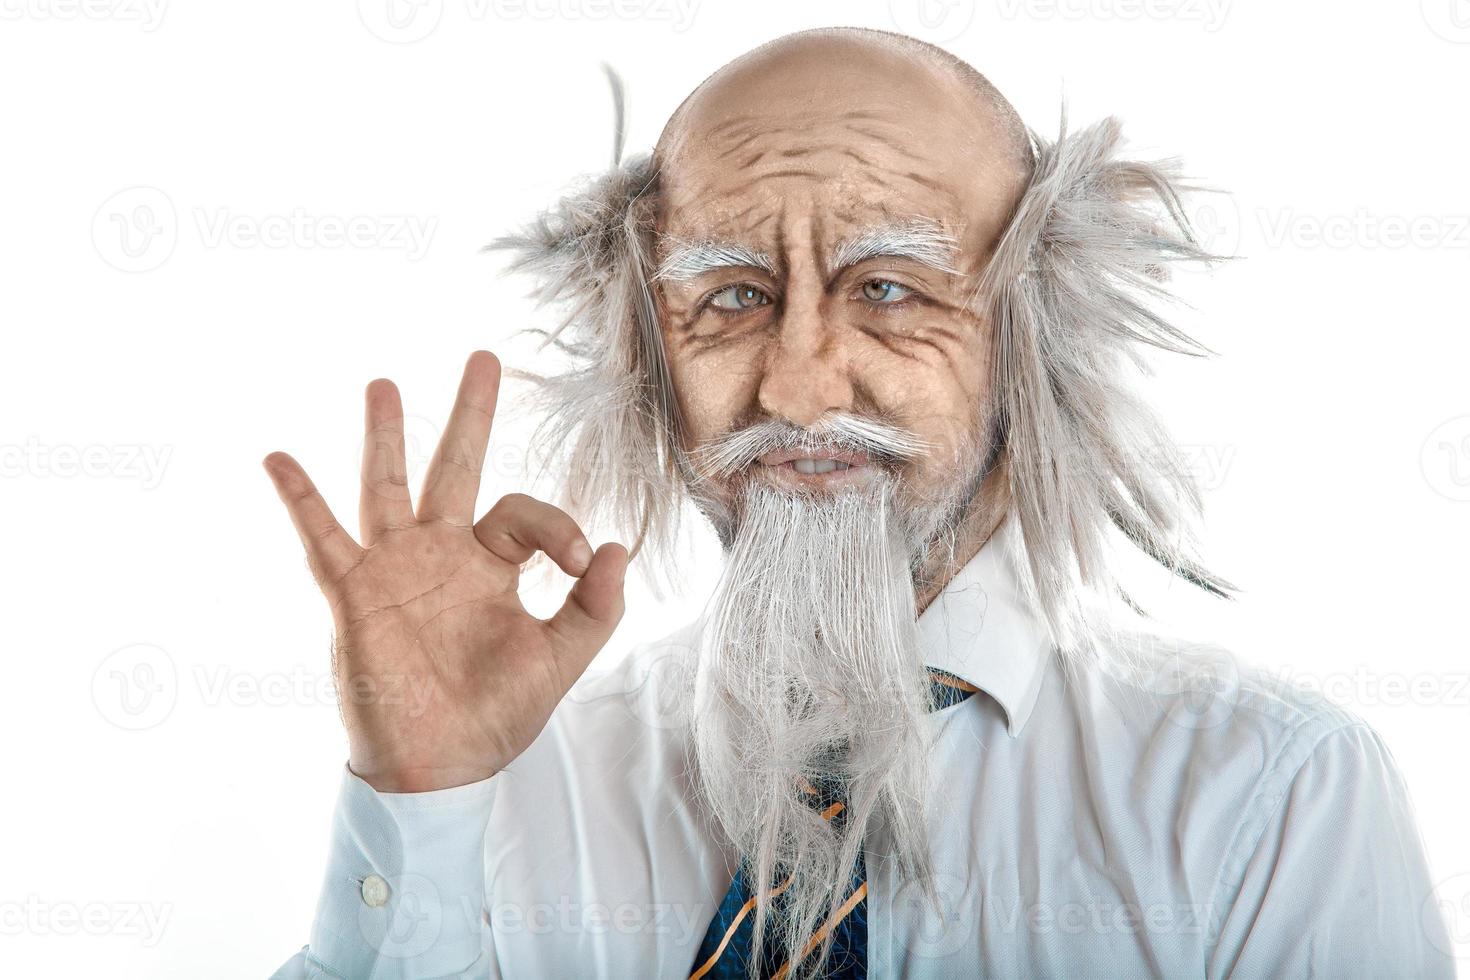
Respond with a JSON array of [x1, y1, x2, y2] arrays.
[[654, 102, 1027, 275]]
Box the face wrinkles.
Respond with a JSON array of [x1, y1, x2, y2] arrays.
[[656, 182, 987, 504], [663, 113, 948, 224], [652, 35, 1027, 516], [657, 155, 973, 328]]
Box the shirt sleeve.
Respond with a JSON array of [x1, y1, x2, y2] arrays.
[[270, 764, 499, 980], [1208, 722, 1455, 979]]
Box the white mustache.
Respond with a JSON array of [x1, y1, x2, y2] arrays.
[[690, 414, 931, 479]]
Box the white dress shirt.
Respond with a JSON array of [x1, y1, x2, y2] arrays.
[[273, 523, 1453, 978]]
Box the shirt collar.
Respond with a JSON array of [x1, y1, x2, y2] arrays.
[[918, 516, 1053, 737]]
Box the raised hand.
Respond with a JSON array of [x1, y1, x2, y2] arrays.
[[262, 350, 627, 793]]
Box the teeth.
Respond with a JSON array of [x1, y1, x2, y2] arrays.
[[790, 458, 850, 475]]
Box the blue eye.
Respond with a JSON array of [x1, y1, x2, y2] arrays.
[[708, 284, 771, 310], [861, 279, 912, 303]]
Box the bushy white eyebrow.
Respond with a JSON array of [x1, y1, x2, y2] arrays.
[[653, 238, 779, 282], [653, 218, 960, 285], [828, 219, 962, 277]]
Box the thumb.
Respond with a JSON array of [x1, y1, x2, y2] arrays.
[[546, 542, 628, 676]]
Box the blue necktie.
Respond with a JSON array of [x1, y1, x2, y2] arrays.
[[688, 670, 977, 979]]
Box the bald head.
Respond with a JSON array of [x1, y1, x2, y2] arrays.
[[656, 28, 1032, 177]]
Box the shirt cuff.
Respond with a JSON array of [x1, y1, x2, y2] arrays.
[[307, 763, 497, 979]]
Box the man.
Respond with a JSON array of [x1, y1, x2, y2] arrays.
[[267, 28, 1451, 979]]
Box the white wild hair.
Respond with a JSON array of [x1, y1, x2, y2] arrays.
[[485, 80, 1233, 652], [976, 112, 1235, 650]]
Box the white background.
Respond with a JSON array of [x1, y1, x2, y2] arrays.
[[2, 0, 1468, 975]]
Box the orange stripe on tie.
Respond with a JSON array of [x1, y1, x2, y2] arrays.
[[688, 874, 794, 980], [688, 792, 851, 979], [929, 672, 979, 693], [771, 881, 869, 980]]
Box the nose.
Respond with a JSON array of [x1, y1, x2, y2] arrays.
[[756, 286, 853, 427]]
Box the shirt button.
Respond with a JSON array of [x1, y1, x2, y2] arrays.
[[361, 874, 390, 908]]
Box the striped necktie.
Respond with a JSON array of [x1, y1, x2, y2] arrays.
[[688, 669, 978, 979]]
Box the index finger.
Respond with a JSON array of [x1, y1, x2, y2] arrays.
[[263, 451, 363, 590]]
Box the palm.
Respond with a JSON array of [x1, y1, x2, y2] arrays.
[[333, 522, 563, 778], [264, 351, 627, 792]]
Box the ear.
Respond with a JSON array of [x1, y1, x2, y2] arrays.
[[981, 114, 1236, 649]]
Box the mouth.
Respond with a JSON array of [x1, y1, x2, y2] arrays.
[[752, 449, 879, 489]]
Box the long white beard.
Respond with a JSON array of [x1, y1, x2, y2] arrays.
[[690, 479, 938, 974]]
